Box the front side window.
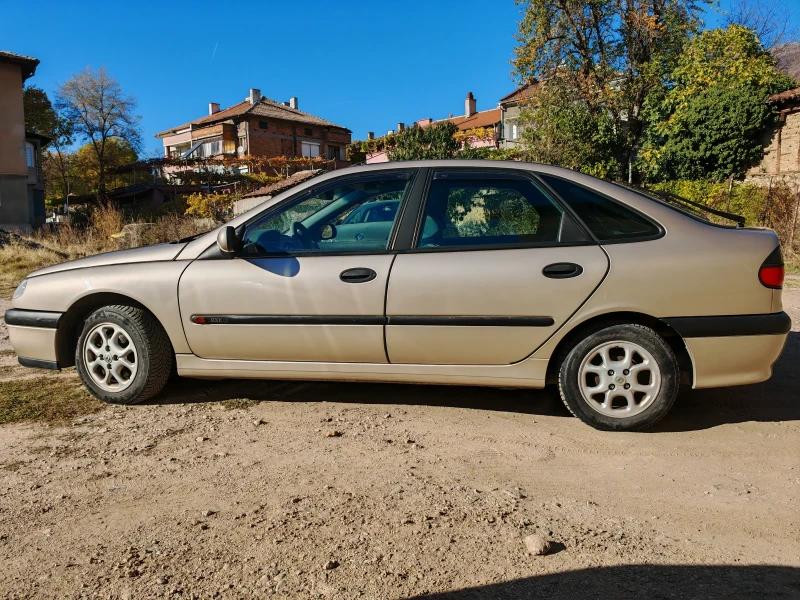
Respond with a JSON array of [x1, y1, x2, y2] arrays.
[[539, 174, 661, 242], [241, 174, 410, 255], [417, 172, 564, 248]]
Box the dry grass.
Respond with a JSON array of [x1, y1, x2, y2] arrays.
[[0, 240, 68, 298], [221, 398, 259, 410], [0, 376, 103, 425]]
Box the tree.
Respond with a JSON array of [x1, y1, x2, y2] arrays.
[[641, 25, 796, 181], [725, 0, 797, 49], [23, 86, 58, 142], [56, 67, 142, 195], [387, 122, 460, 161], [74, 138, 139, 192], [512, 0, 708, 180]]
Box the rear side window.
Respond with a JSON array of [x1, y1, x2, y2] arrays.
[[417, 173, 564, 248], [539, 175, 660, 242]]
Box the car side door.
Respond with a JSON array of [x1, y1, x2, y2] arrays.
[[385, 168, 610, 365], [178, 169, 418, 363]]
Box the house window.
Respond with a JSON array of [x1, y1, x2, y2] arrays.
[[304, 128, 313, 136], [259, 121, 268, 129], [25, 143, 35, 168], [511, 124, 518, 140], [301, 141, 320, 158], [328, 145, 340, 160]]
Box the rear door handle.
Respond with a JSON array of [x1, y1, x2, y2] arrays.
[[542, 263, 583, 279], [340, 268, 377, 283]]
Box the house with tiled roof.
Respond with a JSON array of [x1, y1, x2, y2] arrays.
[[746, 87, 800, 186], [155, 88, 351, 163], [498, 81, 538, 149]]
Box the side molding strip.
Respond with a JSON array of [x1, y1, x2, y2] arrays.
[[190, 315, 555, 327]]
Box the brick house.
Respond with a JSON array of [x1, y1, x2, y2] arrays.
[[155, 89, 351, 164], [746, 88, 800, 187]]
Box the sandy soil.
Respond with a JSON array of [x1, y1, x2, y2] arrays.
[[0, 289, 798, 599]]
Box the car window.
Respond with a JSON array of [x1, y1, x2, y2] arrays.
[[417, 173, 564, 248], [241, 175, 410, 255], [539, 175, 661, 242]]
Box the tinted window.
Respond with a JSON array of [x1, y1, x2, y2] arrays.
[[540, 175, 660, 242], [241, 175, 409, 254], [418, 173, 564, 248]]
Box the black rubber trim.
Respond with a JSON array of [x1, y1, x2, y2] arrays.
[[4, 309, 63, 329], [18, 357, 60, 370], [386, 316, 555, 327], [662, 312, 791, 338], [192, 315, 385, 326], [191, 315, 556, 327]]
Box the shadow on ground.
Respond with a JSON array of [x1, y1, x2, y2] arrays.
[[404, 564, 800, 599], [148, 332, 799, 432]]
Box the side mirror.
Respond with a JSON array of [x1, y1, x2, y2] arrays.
[[320, 224, 337, 241], [216, 226, 237, 255]]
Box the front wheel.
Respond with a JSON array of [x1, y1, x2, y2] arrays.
[[558, 324, 679, 431], [75, 305, 173, 404]]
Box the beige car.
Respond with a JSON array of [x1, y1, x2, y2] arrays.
[[6, 161, 790, 431]]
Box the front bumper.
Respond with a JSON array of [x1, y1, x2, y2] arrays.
[[5, 309, 63, 370]]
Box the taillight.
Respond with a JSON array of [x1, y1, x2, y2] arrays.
[[759, 246, 784, 289]]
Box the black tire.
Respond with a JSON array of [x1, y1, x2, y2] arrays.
[[75, 305, 173, 404], [558, 323, 679, 431]]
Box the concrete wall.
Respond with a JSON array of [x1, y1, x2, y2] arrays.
[[0, 61, 32, 228], [748, 108, 800, 179], [500, 103, 525, 149]]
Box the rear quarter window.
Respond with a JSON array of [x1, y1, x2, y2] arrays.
[[539, 174, 661, 242]]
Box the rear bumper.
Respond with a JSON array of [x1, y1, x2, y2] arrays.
[[5, 309, 63, 370], [672, 312, 791, 389]]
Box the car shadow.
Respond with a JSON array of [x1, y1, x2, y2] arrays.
[[403, 564, 799, 599], [147, 331, 799, 432]]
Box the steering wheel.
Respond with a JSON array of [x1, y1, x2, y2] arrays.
[[292, 222, 318, 250]]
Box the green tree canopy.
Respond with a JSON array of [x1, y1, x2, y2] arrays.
[[23, 86, 58, 142], [513, 0, 708, 180], [387, 122, 460, 161]]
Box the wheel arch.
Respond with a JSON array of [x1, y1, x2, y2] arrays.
[[56, 292, 159, 368], [545, 311, 694, 386]]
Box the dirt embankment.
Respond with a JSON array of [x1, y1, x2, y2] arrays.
[[0, 290, 798, 598]]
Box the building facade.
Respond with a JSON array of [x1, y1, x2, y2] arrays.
[[747, 88, 800, 187], [0, 51, 45, 230], [155, 89, 351, 167]]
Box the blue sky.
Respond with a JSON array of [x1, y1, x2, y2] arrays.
[[1, 0, 798, 156]]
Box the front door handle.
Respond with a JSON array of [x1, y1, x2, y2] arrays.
[[542, 263, 583, 279], [340, 268, 377, 283]]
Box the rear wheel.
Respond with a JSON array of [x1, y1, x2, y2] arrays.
[[558, 324, 679, 431], [75, 305, 172, 404]]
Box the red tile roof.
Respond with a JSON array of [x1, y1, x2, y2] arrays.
[[242, 169, 323, 199], [156, 96, 349, 138], [434, 108, 502, 131], [767, 87, 800, 104], [499, 81, 539, 104]]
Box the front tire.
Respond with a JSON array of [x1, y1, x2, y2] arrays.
[[558, 324, 679, 431], [76, 305, 172, 404]]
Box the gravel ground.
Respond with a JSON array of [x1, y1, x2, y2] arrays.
[[0, 288, 798, 599]]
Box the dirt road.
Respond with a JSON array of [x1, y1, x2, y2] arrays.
[[0, 289, 798, 599]]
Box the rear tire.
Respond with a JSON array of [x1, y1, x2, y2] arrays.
[[75, 305, 172, 404], [558, 323, 679, 431]]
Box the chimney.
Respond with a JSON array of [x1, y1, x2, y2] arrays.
[[397, 123, 405, 132], [388, 130, 394, 135], [417, 118, 433, 127], [289, 97, 299, 110], [465, 92, 476, 117], [249, 88, 261, 105], [208, 102, 220, 115], [367, 132, 375, 140]]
